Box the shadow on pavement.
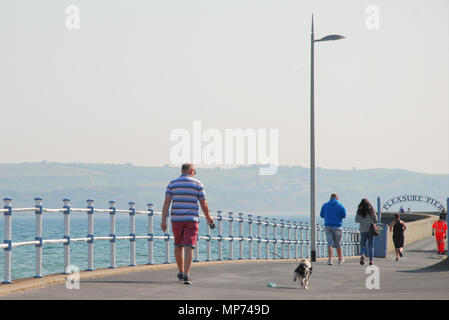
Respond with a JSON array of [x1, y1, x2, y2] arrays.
[[80, 279, 178, 285], [399, 256, 449, 273]]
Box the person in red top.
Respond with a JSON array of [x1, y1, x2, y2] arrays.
[[432, 214, 448, 254]]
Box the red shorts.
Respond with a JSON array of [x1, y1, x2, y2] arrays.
[[172, 221, 199, 249]]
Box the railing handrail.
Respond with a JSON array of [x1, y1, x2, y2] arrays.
[[1, 197, 361, 284]]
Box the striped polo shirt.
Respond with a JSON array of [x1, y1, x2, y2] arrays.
[[165, 174, 206, 222]]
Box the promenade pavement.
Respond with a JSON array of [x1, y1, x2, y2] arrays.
[[1, 236, 448, 300]]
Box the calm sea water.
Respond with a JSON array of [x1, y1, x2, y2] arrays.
[[0, 211, 357, 280]]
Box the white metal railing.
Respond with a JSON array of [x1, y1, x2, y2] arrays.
[[1, 197, 361, 284]]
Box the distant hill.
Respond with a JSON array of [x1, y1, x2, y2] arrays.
[[0, 162, 447, 214]]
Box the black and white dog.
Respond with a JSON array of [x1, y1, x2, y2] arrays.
[[293, 259, 312, 289]]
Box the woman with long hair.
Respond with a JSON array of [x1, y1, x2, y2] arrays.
[[355, 198, 378, 266]]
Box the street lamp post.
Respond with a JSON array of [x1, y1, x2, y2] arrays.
[[310, 15, 345, 262]]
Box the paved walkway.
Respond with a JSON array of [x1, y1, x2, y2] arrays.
[[1, 236, 448, 299]]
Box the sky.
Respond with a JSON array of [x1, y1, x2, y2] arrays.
[[0, 0, 448, 174]]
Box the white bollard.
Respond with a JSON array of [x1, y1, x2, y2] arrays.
[[217, 211, 223, 261], [129, 202, 136, 266], [34, 197, 43, 278], [87, 199, 95, 271], [63, 199, 71, 274], [2, 198, 12, 284], [147, 203, 154, 265], [228, 212, 234, 260], [109, 200, 116, 269], [238, 213, 244, 260]]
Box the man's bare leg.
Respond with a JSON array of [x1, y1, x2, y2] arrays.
[[327, 246, 333, 262], [337, 248, 343, 261], [175, 246, 184, 274], [184, 247, 193, 276]]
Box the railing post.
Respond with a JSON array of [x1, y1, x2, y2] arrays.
[[194, 233, 200, 263], [272, 218, 277, 259], [34, 197, 43, 278], [238, 213, 244, 260], [86, 199, 95, 271], [205, 217, 211, 262], [305, 223, 310, 258], [256, 216, 262, 259], [129, 202, 136, 266], [109, 200, 116, 269], [357, 229, 361, 256], [319, 224, 323, 258], [264, 217, 270, 259], [62, 199, 71, 274], [351, 228, 355, 256], [2, 198, 13, 284], [286, 220, 291, 259], [217, 211, 223, 261], [280, 219, 285, 259], [147, 203, 154, 265], [299, 223, 304, 258], [228, 212, 234, 260], [164, 208, 170, 264], [293, 221, 298, 259], [248, 214, 253, 259]]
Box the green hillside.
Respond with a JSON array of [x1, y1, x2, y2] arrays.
[[0, 162, 447, 214]]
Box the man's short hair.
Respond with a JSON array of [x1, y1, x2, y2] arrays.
[[330, 193, 338, 199], [181, 163, 193, 173]]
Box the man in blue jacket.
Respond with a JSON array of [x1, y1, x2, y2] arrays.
[[320, 193, 346, 265]]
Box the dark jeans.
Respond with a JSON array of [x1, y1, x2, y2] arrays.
[[360, 231, 375, 262]]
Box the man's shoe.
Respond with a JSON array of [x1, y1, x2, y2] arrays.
[[183, 275, 192, 285], [327, 260, 333, 265], [360, 255, 365, 265], [177, 272, 184, 281], [338, 259, 344, 265]]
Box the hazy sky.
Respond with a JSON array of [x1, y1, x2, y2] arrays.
[[1, 0, 448, 174]]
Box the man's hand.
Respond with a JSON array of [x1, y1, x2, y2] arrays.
[[199, 199, 214, 225], [161, 195, 171, 233], [206, 215, 214, 225]]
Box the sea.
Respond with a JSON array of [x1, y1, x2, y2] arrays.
[[0, 211, 358, 280]]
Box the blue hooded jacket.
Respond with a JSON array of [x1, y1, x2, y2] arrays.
[[320, 198, 346, 228]]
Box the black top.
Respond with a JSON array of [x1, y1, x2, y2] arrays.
[[392, 220, 404, 238]]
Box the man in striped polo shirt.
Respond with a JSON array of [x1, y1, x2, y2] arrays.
[[161, 163, 214, 284]]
